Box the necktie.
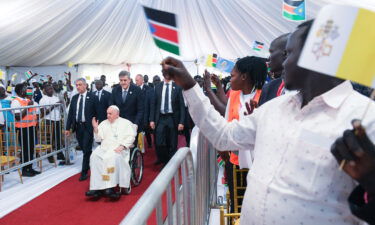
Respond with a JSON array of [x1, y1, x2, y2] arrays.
[[97, 91, 101, 101], [78, 94, 83, 122], [122, 90, 127, 103], [164, 83, 170, 113]]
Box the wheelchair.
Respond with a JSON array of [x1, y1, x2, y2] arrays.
[[121, 146, 144, 195]]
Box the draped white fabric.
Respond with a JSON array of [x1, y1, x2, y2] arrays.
[[0, 0, 374, 67]]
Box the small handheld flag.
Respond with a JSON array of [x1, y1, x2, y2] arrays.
[[282, 0, 306, 21], [26, 87, 33, 96], [212, 54, 218, 67], [11, 73, 17, 82], [25, 71, 33, 79], [6, 86, 12, 93], [0, 70, 4, 79], [252, 41, 264, 51], [143, 6, 180, 55], [216, 57, 235, 73], [67, 62, 74, 68], [205, 54, 213, 67], [298, 5, 375, 88]]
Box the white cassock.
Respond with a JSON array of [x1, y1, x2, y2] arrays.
[[89, 117, 137, 190]]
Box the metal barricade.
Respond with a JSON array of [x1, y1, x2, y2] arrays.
[[195, 132, 219, 225], [0, 102, 70, 176], [121, 132, 219, 225], [121, 147, 195, 225]]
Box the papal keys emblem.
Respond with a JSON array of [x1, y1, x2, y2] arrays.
[[312, 19, 340, 60]]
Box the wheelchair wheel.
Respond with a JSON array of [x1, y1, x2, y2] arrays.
[[130, 148, 143, 186]]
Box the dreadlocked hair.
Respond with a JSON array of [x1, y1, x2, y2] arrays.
[[235, 56, 267, 90]]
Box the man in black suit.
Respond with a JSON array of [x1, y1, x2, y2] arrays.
[[65, 78, 98, 181], [110, 71, 144, 130], [150, 70, 185, 165], [94, 80, 111, 123], [258, 33, 289, 106], [135, 74, 153, 147]]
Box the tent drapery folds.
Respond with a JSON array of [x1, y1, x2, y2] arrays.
[[0, 0, 374, 67]]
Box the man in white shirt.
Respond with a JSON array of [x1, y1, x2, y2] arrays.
[[40, 84, 65, 162], [160, 20, 375, 225]]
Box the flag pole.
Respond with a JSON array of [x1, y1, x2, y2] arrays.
[[158, 48, 164, 61], [339, 89, 375, 170]]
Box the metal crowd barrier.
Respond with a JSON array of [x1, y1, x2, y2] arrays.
[[121, 132, 219, 225], [0, 102, 71, 176]]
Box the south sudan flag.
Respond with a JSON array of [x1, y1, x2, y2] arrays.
[[143, 6, 180, 55], [282, 0, 306, 21], [252, 41, 264, 51]]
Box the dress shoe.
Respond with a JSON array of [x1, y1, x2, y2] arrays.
[[79, 173, 88, 181], [22, 170, 35, 177], [85, 190, 102, 198], [30, 169, 41, 175], [104, 188, 120, 199]]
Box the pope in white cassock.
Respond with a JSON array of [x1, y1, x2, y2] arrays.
[[85, 105, 137, 199]]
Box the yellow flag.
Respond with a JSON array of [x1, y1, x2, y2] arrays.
[[85, 76, 91, 81], [11, 73, 17, 81], [67, 62, 74, 68], [298, 5, 375, 88], [205, 54, 213, 67], [0, 70, 3, 79]]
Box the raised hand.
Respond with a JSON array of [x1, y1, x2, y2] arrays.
[[211, 73, 221, 87], [161, 57, 196, 90], [331, 120, 375, 195], [244, 99, 258, 116], [203, 70, 212, 92]]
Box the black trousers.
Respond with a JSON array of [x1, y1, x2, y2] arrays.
[[155, 114, 178, 164], [75, 122, 93, 173], [17, 126, 36, 171], [144, 125, 153, 146], [45, 120, 65, 159]]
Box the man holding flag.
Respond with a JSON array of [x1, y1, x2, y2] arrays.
[[160, 13, 375, 225]]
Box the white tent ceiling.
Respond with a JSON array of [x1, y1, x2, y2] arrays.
[[0, 0, 375, 67]]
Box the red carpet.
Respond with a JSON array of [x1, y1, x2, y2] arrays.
[[1, 135, 187, 225]]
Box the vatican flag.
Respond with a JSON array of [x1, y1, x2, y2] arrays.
[[298, 5, 375, 88]]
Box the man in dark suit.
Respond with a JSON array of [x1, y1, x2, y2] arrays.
[[258, 33, 289, 106], [135, 74, 153, 147], [150, 70, 185, 165], [110, 71, 144, 130], [94, 80, 111, 123], [65, 78, 98, 181]]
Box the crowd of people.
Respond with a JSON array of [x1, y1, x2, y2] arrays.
[[1, 15, 374, 225], [160, 20, 374, 224]]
